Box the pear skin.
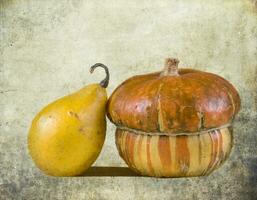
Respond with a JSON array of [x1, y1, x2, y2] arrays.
[[28, 64, 109, 176]]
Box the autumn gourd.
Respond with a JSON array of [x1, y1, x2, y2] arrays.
[[107, 58, 240, 177]]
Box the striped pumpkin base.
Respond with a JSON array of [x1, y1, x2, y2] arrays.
[[115, 127, 233, 177]]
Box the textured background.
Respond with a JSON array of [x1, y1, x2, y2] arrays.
[[0, 0, 257, 199]]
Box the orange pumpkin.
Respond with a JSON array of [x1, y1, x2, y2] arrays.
[[107, 58, 240, 177]]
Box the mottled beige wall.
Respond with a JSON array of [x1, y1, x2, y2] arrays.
[[0, 0, 256, 199]]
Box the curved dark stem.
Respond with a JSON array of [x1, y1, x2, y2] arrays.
[[90, 63, 110, 88]]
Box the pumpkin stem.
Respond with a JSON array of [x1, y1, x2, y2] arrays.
[[90, 63, 110, 88], [162, 58, 179, 76]]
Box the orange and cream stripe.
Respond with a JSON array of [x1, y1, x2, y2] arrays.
[[115, 127, 233, 177]]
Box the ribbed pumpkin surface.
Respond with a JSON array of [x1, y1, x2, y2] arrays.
[[107, 59, 240, 134], [107, 58, 240, 177], [116, 127, 233, 177]]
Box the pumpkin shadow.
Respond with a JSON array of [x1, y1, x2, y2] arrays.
[[81, 166, 140, 177], [80, 167, 190, 178]]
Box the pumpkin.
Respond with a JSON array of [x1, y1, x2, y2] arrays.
[[107, 58, 240, 177]]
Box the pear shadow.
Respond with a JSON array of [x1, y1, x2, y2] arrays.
[[80, 166, 140, 177]]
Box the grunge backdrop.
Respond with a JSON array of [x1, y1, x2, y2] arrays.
[[0, 0, 256, 199]]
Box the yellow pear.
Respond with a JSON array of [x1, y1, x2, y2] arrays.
[[28, 64, 109, 176]]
